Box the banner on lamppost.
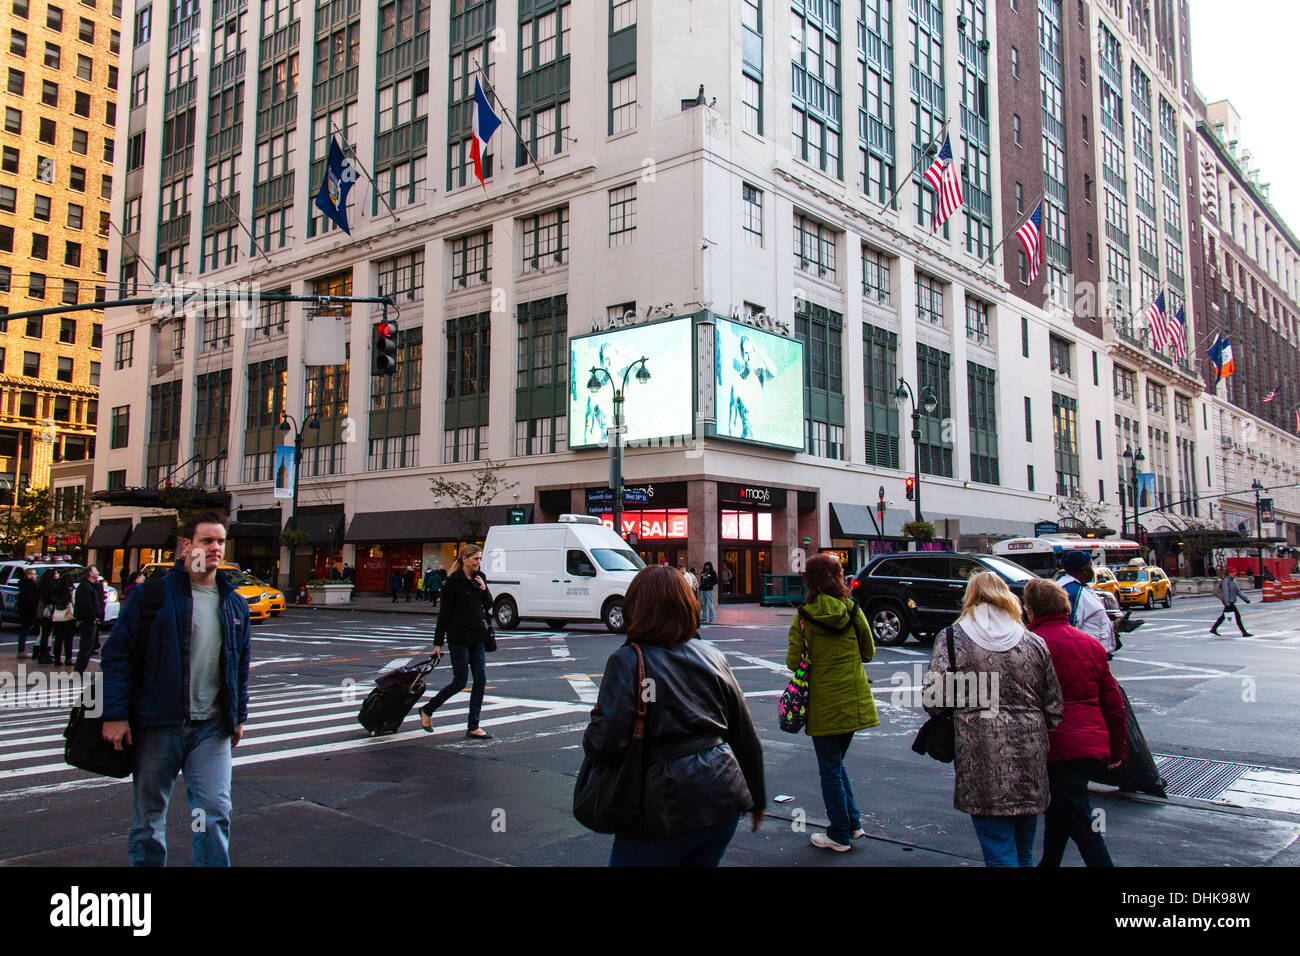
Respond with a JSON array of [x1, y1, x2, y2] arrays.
[[1260, 498, 1275, 523], [273, 445, 296, 500], [1136, 473, 1156, 511]]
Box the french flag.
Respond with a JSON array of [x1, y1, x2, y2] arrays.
[[471, 77, 502, 190]]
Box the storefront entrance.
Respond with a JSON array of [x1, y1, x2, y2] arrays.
[[717, 483, 777, 602], [720, 547, 769, 600]]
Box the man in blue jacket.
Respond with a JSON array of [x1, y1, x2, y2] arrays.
[[101, 511, 252, 867]]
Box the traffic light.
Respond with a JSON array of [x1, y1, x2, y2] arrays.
[[905, 477, 915, 501], [373, 319, 398, 376]]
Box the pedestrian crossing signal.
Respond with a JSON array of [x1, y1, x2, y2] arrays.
[[374, 320, 398, 376]]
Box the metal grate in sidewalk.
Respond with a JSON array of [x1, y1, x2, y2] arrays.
[[1154, 754, 1258, 800], [1155, 754, 1300, 814]]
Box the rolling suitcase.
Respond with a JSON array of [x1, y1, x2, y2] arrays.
[[358, 655, 439, 736]]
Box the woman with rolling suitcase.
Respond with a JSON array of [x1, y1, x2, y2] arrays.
[[418, 545, 495, 739]]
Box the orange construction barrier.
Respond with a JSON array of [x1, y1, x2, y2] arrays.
[[1263, 580, 1281, 602], [1284, 581, 1300, 601]]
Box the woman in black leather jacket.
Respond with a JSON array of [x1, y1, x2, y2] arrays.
[[581, 564, 766, 866], [418, 545, 494, 739]]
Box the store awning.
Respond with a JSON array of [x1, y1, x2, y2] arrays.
[[945, 513, 1037, 538], [830, 503, 909, 539], [86, 518, 133, 549], [284, 514, 345, 547], [228, 522, 278, 538], [125, 516, 176, 549], [345, 505, 532, 544]]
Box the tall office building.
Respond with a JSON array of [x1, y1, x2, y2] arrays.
[[1193, 96, 1300, 547], [0, 0, 119, 549]]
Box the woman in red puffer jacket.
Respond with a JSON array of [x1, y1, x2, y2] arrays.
[[1024, 578, 1127, 867]]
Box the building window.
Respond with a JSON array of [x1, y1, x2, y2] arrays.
[[23, 352, 40, 376], [610, 73, 636, 134], [31, 234, 48, 260], [742, 183, 763, 246], [791, 0, 842, 179], [794, 214, 837, 280], [916, 345, 953, 478], [370, 327, 422, 413], [1010, 46, 1019, 79], [1052, 392, 1081, 496], [367, 435, 419, 471], [915, 272, 944, 327], [520, 207, 569, 271], [862, 244, 891, 302], [57, 356, 73, 382], [449, 230, 491, 288], [4, 108, 21, 134], [968, 361, 999, 486], [114, 330, 133, 369], [76, 53, 92, 80], [1024, 395, 1033, 442], [1049, 335, 1072, 377], [608, 184, 636, 247], [111, 406, 129, 448], [963, 295, 989, 345], [1021, 316, 1029, 357], [863, 323, 900, 468], [1113, 365, 1136, 402], [1012, 113, 1021, 146], [59, 317, 76, 344], [376, 249, 425, 304]]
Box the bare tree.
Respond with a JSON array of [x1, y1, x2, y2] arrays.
[[428, 460, 520, 544], [1056, 490, 1116, 537]]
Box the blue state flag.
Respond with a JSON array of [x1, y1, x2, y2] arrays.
[[313, 137, 355, 234]]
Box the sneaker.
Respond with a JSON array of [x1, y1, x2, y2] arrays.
[[1241, 632, 1252, 637], [1210, 627, 1220, 635], [851, 828, 867, 839], [810, 832, 852, 853]]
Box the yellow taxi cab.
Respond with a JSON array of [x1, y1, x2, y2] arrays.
[[141, 563, 281, 622], [1052, 565, 1119, 595], [245, 574, 286, 615], [1113, 565, 1173, 609]]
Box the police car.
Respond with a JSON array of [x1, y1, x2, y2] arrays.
[[0, 558, 120, 629]]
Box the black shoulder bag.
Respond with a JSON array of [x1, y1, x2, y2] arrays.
[[64, 577, 166, 778], [911, 627, 958, 763], [573, 643, 649, 833]]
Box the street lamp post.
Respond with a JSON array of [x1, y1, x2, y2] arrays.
[[1123, 445, 1145, 541], [587, 357, 651, 540], [1252, 479, 1265, 580], [894, 379, 939, 525], [279, 413, 320, 597]]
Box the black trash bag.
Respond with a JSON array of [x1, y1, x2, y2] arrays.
[[1089, 682, 1167, 797]]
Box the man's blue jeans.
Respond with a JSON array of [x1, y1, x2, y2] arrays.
[[970, 814, 1038, 867], [700, 590, 715, 623], [129, 718, 233, 867], [813, 732, 860, 845], [421, 643, 487, 730]]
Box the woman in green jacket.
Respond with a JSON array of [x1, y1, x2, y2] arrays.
[[787, 553, 878, 852]]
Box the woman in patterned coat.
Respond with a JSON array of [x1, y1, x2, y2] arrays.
[[924, 572, 1064, 867]]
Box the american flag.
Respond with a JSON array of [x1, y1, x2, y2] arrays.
[[923, 135, 963, 232], [1145, 291, 1170, 352], [1168, 304, 1187, 359], [1263, 385, 1280, 403], [1015, 202, 1043, 285]]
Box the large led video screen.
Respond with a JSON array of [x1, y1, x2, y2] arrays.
[[714, 318, 804, 449], [569, 318, 694, 448]]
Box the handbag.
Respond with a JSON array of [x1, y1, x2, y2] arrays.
[[573, 643, 649, 833], [777, 620, 811, 734], [52, 604, 74, 623], [64, 689, 133, 778], [911, 628, 958, 763]]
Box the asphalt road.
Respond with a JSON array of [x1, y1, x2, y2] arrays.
[[1, 594, 1297, 867]]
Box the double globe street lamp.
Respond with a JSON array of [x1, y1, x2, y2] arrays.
[[1122, 444, 1145, 541], [587, 357, 651, 540], [279, 413, 320, 596], [894, 378, 939, 524]]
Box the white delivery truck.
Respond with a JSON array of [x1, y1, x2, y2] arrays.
[[482, 514, 646, 633]]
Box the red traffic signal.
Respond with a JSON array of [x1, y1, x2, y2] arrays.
[[905, 477, 915, 501], [373, 319, 398, 376]]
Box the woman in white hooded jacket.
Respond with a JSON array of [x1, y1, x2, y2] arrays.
[[924, 572, 1065, 867]]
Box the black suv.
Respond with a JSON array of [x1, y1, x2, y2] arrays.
[[850, 552, 1037, 645]]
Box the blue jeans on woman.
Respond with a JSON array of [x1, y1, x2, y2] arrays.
[[129, 718, 233, 867], [420, 642, 487, 730], [813, 732, 860, 845], [700, 589, 715, 623], [970, 814, 1038, 867], [609, 816, 738, 867]]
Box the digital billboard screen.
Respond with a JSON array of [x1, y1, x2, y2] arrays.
[[714, 318, 804, 449], [569, 318, 695, 448]]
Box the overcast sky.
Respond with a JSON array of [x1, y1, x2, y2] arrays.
[[1189, 1, 1300, 227]]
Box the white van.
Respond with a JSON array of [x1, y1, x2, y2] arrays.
[[483, 515, 646, 632]]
